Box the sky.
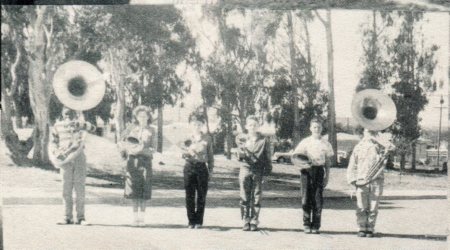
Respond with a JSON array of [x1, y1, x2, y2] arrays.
[[164, 7, 448, 130]]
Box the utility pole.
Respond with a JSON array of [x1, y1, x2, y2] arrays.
[[437, 95, 444, 168]]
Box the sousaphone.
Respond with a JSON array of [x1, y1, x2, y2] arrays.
[[351, 89, 397, 185], [50, 60, 105, 166]]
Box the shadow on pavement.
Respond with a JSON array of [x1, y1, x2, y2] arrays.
[[377, 233, 447, 241]]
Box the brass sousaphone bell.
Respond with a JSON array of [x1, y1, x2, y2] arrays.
[[351, 89, 397, 131], [53, 60, 106, 111]]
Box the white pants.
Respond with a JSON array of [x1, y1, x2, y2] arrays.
[[60, 153, 87, 221], [355, 178, 383, 232]]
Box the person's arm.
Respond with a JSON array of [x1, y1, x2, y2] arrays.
[[346, 149, 358, 185], [117, 125, 132, 158], [50, 126, 60, 149], [323, 142, 334, 187], [264, 138, 273, 176], [292, 139, 306, 155], [206, 134, 214, 173]]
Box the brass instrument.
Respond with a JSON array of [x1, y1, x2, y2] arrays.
[[49, 61, 105, 167], [351, 89, 397, 185]]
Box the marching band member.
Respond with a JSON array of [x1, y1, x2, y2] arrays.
[[347, 129, 391, 237], [237, 116, 272, 231], [118, 106, 157, 227], [292, 118, 333, 234], [50, 107, 95, 225], [181, 114, 214, 229]]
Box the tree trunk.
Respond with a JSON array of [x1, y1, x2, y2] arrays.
[[400, 152, 406, 171], [225, 110, 233, 160], [287, 11, 301, 146], [324, 10, 338, 167], [109, 49, 125, 143], [1, 81, 32, 166], [28, 6, 52, 167], [411, 142, 416, 170], [157, 106, 163, 153], [203, 104, 211, 135]]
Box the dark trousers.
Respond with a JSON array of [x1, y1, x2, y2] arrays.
[[184, 161, 209, 225], [239, 167, 263, 225], [300, 166, 325, 229]]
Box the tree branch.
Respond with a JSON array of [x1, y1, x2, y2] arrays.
[[314, 10, 327, 26], [7, 30, 21, 97]]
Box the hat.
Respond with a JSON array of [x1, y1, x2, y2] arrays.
[[291, 153, 311, 170]]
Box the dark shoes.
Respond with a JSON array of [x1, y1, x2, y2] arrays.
[[76, 219, 89, 226], [250, 224, 258, 231], [357, 231, 375, 237], [242, 223, 251, 231], [365, 231, 374, 238], [57, 218, 74, 225]]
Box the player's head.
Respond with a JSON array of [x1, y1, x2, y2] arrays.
[[309, 117, 323, 137], [189, 113, 205, 132], [133, 106, 152, 126], [62, 107, 77, 121], [246, 115, 260, 134]]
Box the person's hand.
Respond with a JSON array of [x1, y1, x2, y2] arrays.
[[323, 174, 329, 188], [208, 171, 213, 181], [350, 181, 357, 187]]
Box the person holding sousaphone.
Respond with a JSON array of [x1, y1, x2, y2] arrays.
[[237, 115, 272, 232], [50, 107, 96, 225], [180, 114, 214, 229], [346, 89, 396, 238], [292, 117, 333, 234], [118, 105, 157, 227], [49, 60, 104, 226]]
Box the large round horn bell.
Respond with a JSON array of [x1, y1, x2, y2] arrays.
[[53, 60, 106, 111], [351, 89, 397, 131]]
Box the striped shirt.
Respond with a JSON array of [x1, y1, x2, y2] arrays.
[[51, 119, 95, 156]]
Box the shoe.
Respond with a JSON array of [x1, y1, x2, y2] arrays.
[[311, 229, 320, 234], [358, 231, 366, 237], [365, 231, 374, 238], [250, 224, 258, 231], [188, 224, 195, 229], [76, 219, 89, 226], [304, 226, 311, 234], [195, 224, 202, 229], [57, 218, 74, 225], [242, 223, 250, 231]]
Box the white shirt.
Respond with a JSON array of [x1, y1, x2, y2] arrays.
[[293, 135, 334, 166]]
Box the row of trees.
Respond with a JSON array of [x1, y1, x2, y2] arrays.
[[1, 5, 441, 170]]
